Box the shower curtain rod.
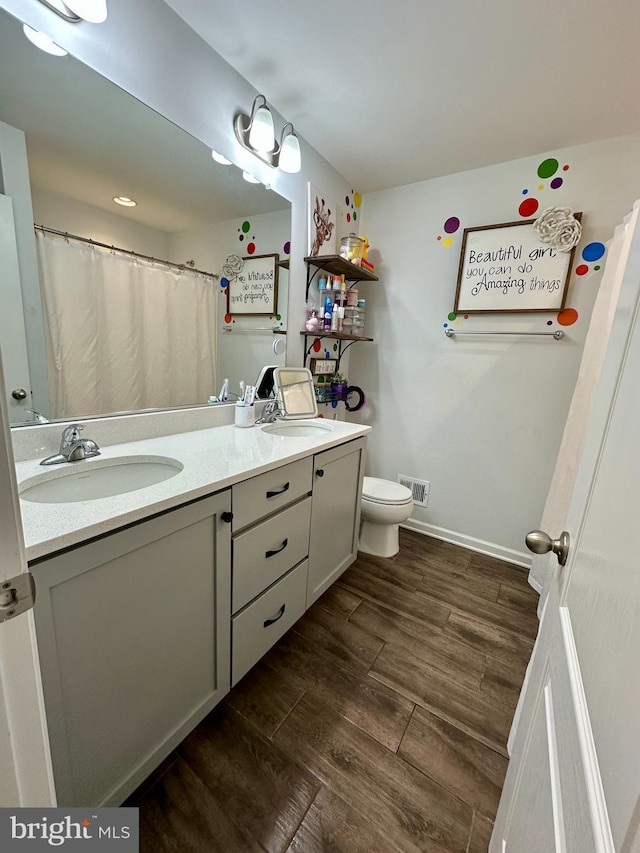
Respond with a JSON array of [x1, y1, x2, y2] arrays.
[[34, 224, 219, 280]]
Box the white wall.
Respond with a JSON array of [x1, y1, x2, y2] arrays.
[[169, 208, 291, 395], [31, 188, 172, 258], [352, 134, 640, 562]]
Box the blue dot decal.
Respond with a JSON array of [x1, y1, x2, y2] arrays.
[[582, 242, 605, 262]]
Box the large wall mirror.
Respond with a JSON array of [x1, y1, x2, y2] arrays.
[[0, 7, 291, 426]]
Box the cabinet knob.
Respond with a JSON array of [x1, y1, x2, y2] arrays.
[[316, 468, 325, 478], [11, 388, 28, 400], [221, 511, 233, 523]]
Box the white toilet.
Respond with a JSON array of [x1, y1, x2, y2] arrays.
[[359, 477, 414, 558]]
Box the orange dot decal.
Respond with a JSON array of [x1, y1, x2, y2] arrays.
[[557, 308, 578, 326], [224, 313, 232, 324]]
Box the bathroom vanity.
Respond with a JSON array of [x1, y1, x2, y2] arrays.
[[15, 418, 369, 807]]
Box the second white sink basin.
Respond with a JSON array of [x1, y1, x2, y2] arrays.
[[261, 421, 334, 437], [19, 455, 184, 503]]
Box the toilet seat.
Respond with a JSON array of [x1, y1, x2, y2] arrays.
[[362, 476, 413, 506]]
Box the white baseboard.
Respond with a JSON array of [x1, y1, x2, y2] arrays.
[[401, 518, 532, 570]]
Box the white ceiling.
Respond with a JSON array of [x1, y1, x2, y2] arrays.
[[165, 0, 640, 193], [0, 8, 289, 233]]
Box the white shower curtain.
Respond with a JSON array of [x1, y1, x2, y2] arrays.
[[36, 231, 217, 418]]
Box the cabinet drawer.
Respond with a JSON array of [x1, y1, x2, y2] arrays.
[[233, 497, 311, 613], [232, 457, 313, 531], [231, 560, 307, 686]]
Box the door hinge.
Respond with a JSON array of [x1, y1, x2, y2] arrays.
[[0, 573, 35, 623]]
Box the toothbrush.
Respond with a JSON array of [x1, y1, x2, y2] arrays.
[[244, 385, 256, 407], [219, 378, 229, 402], [239, 380, 246, 402]]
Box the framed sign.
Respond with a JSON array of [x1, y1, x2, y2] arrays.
[[453, 216, 581, 314], [227, 253, 279, 315]]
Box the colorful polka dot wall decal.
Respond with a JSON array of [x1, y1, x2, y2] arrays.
[[220, 277, 228, 289], [354, 192, 362, 208], [557, 308, 578, 326], [224, 313, 232, 324], [594, 265, 601, 271], [538, 184, 544, 191], [444, 216, 460, 234], [283, 241, 290, 255], [463, 314, 469, 320], [345, 195, 349, 206], [537, 158, 559, 179], [347, 213, 351, 223], [443, 323, 449, 328], [448, 312, 457, 321], [550, 177, 563, 190], [562, 164, 569, 171], [547, 320, 553, 326], [582, 242, 606, 262], [522, 189, 528, 195], [443, 237, 453, 247], [242, 221, 251, 234], [313, 340, 321, 352], [247, 243, 256, 255], [437, 235, 442, 241], [519, 197, 539, 217], [575, 264, 589, 276], [238, 234, 244, 242]]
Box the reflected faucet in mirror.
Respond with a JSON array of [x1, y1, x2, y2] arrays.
[[0, 7, 291, 426]]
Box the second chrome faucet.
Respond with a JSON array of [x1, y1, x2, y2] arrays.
[[40, 424, 101, 466]]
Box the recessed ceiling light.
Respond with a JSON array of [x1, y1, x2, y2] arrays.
[[22, 24, 68, 56], [211, 149, 232, 165], [113, 196, 137, 207], [242, 172, 260, 184]]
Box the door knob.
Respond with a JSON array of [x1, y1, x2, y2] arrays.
[[525, 529, 570, 566], [11, 388, 28, 400]]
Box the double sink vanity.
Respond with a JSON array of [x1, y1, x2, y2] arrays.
[[13, 413, 370, 807]]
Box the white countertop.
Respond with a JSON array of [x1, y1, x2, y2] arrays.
[[16, 419, 371, 562]]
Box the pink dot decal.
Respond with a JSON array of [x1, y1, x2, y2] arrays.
[[247, 242, 256, 255], [519, 198, 539, 217], [444, 217, 460, 234], [550, 177, 563, 189], [575, 264, 589, 276], [557, 308, 578, 326]]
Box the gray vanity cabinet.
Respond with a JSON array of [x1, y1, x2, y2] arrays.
[[307, 437, 366, 607], [30, 492, 231, 808]]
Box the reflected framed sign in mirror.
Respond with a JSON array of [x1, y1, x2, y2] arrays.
[[0, 7, 291, 425]]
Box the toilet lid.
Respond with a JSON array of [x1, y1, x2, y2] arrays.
[[362, 476, 413, 505]]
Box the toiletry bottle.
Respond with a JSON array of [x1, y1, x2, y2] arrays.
[[318, 275, 328, 292], [331, 302, 339, 331], [324, 294, 334, 331]]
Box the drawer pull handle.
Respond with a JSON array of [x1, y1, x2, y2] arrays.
[[266, 482, 290, 499], [265, 538, 288, 559], [316, 468, 325, 478], [221, 511, 233, 523], [264, 604, 286, 627]]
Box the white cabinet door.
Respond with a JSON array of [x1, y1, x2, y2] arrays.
[[307, 437, 365, 607], [32, 492, 231, 807]]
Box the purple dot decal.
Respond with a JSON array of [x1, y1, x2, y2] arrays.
[[345, 195, 350, 205], [283, 241, 290, 254], [239, 234, 244, 242], [550, 177, 563, 189], [582, 242, 606, 262], [444, 217, 460, 234]]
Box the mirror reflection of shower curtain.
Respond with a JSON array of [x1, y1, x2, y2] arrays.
[[35, 231, 217, 418]]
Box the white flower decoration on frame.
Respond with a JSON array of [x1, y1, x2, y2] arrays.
[[533, 207, 582, 253], [222, 253, 244, 281]]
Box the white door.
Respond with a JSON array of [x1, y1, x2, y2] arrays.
[[492, 204, 640, 851], [0, 194, 32, 424], [0, 342, 55, 806]]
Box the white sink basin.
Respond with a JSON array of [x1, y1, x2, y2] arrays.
[[19, 455, 184, 503], [261, 421, 334, 437]]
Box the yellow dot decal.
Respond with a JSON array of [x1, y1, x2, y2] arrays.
[[443, 237, 453, 247], [354, 192, 362, 208], [538, 184, 544, 190]]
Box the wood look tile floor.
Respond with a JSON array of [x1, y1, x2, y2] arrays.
[[130, 530, 538, 853]]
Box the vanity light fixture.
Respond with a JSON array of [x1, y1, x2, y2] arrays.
[[211, 149, 232, 165], [113, 196, 137, 207], [22, 24, 68, 55], [234, 94, 302, 174], [35, 0, 108, 23]]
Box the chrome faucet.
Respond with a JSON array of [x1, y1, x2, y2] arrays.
[[40, 424, 101, 466], [256, 398, 282, 424]]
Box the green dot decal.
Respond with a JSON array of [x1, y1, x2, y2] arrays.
[[594, 265, 601, 271], [276, 314, 281, 321], [241, 221, 250, 233], [333, 344, 338, 351], [447, 312, 457, 321], [537, 158, 559, 179]]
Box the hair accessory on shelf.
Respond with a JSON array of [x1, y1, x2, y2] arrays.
[[533, 207, 582, 252]]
